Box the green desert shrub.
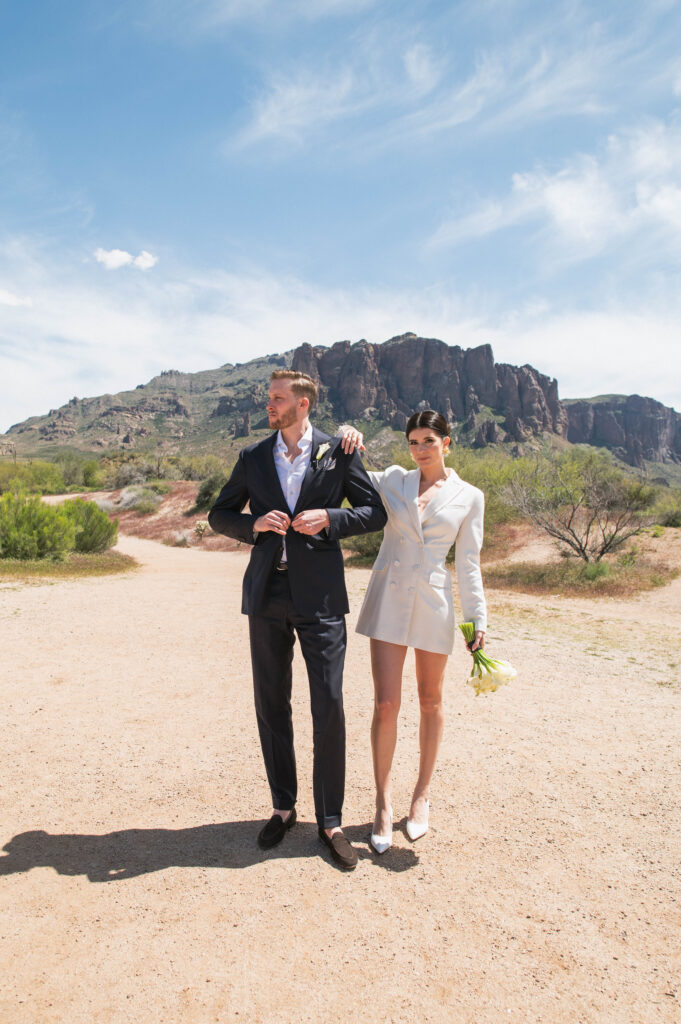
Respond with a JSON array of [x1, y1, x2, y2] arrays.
[[0, 460, 66, 495], [0, 492, 74, 560], [654, 491, 681, 528], [117, 486, 163, 515], [112, 459, 155, 489], [63, 498, 118, 553], [82, 460, 103, 488], [193, 472, 229, 512], [173, 454, 227, 481], [340, 529, 384, 564]]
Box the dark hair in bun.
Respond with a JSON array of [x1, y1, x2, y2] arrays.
[[405, 409, 450, 438]]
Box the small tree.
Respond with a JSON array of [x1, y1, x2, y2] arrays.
[[503, 451, 656, 562]]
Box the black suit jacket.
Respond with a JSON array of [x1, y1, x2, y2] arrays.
[[208, 427, 387, 617]]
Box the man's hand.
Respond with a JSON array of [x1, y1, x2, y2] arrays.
[[291, 509, 331, 535], [253, 510, 291, 535]]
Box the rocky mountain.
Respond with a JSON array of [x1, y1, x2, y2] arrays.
[[565, 394, 681, 466], [4, 333, 680, 466], [292, 334, 567, 444]]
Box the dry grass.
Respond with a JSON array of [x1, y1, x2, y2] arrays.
[[0, 551, 138, 580], [484, 556, 679, 596], [480, 519, 532, 563]]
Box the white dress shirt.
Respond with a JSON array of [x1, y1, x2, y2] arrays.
[[273, 423, 313, 561]]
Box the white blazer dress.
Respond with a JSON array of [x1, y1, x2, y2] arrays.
[[355, 465, 487, 655]]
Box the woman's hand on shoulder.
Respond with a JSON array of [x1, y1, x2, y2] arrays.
[[336, 424, 365, 455]]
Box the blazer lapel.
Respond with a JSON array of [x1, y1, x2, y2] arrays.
[[292, 427, 327, 515], [420, 469, 466, 525], [403, 469, 424, 540], [264, 432, 290, 511]]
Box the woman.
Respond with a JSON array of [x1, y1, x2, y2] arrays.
[[341, 410, 486, 853]]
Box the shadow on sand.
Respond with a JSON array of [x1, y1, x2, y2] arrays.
[[0, 820, 419, 882]]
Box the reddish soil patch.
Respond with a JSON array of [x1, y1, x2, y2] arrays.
[[48, 484, 241, 551], [112, 482, 241, 551]]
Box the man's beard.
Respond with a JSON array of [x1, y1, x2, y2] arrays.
[[268, 408, 297, 430]]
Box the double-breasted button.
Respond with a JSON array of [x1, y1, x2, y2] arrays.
[[389, 580, 397, 588], [393, 559, 400, 567]]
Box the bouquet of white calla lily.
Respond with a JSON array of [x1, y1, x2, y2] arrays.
[[459, 621, 517, 696]]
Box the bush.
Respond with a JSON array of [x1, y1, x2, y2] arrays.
[[63, 499, 118, 552], [117, 486, 163, 515], [193, 473, 229, 512], [340, 529, 384, 564], [82, 460, 103, 488], [112, 460, 155, 488], [0, 492, 74, 560], [655, 494, 681, 528], [173, 454, 227, 481], [0, 460, 66, 495]]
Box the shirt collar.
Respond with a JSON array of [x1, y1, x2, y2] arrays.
[[275, 423, 313, 453]]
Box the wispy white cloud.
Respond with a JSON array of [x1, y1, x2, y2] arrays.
[[94, 247, 158, 271], [94, 247, 134, 270], [133, 250, 158, 270], [403, 44, 442, 96], [0, 287, 32, 308], [229, 2, 681, 158], [1, 238, 680, 433], [235, 69, 362, 146], [429, 117, 681, 261]]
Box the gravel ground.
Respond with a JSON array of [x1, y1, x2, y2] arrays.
[[1, 533, 680, 1023]]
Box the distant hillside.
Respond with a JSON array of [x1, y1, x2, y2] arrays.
[[4, 333, 681, 468]]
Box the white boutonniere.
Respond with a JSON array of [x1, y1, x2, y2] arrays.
[[314, 442, 331, 462]]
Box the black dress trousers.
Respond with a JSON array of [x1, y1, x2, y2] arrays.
[[248, 569, 347, 829]]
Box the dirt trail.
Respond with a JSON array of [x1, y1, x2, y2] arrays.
[[1, 534, 680, 1023]]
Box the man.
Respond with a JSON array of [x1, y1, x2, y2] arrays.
[[208, 370, 386, 870]]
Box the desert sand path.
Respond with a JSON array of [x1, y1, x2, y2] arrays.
[[1, 535, 680, 1023]]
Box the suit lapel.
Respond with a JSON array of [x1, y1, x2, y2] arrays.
[[264, 432, 290, 511], [420, 469, 466, 525], [403, 469, 424, 540], [293, 427, 328, 515]]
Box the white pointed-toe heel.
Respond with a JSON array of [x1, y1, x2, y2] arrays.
[[406, 800, 430, 841], [370, 807, 393, 855]]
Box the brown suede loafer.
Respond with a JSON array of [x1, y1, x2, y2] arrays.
[[257, 808, 297, 850], [318, 827, 358, 871]]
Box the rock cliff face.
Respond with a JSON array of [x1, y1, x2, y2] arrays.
[[5, 333, 679, 465], [292, 333, 567, 443], [566, 395, 681, 466]]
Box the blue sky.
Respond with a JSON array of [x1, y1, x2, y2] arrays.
[[2, 0, 681, 432]]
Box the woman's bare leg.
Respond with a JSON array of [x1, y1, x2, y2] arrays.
[[370, 638, 407, 835], [409, 648, 448, 824]]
